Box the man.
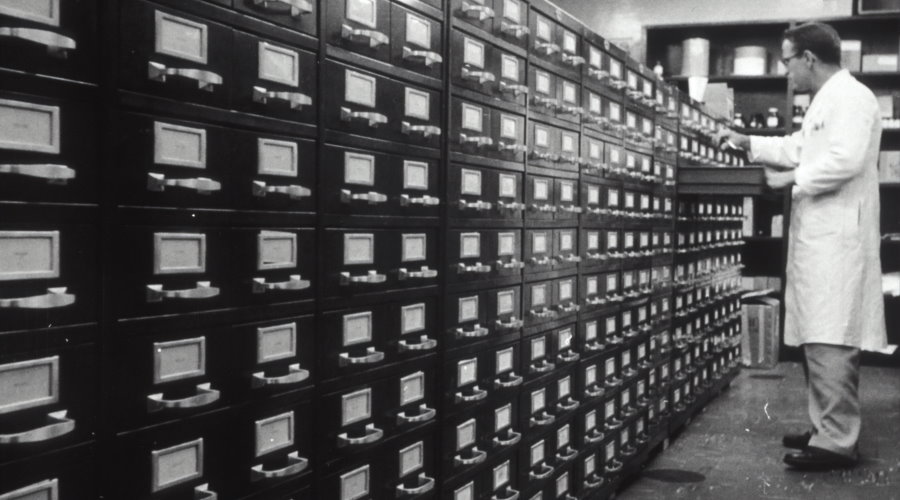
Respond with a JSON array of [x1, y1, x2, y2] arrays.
[[716, 22, 886, 470]]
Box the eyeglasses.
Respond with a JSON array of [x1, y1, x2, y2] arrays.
[[781, 52, 802, 66]]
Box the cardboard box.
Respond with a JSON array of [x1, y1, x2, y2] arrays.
[[880, 151, 900, 183], [741, 292, 781, 368], [876, 94, 895, 119], [862, 54, 899, 72], [841, 40, 862, 72]]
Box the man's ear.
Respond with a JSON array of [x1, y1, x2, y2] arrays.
[[803, 50, 817, 65]]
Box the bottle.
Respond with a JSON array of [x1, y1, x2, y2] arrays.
[[653, 61, 664, 78], [791, 105, 804, 127], [732, 113, 746, 128], [765, 107, 782, 128], [748, 113, 763, 129]]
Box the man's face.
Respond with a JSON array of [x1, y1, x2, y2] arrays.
[[782, 39, 810, 92]]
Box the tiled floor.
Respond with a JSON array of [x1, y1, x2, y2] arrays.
[[618, 362, 900, 500]]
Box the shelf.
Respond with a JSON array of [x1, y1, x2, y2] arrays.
[[735, 127, 788, 136], [745, 236, 782, 242], [853, 71, 900, 78], [881, 182, 900, 188], [677, 166, 769, 196], [668, 74, 787, 84]]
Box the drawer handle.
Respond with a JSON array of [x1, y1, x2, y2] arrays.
[[561, 54, 586, 67], [584, 384, 604, 399], [499, 21, 529, 39], [0, 27, 75, 56], [493, 372, 522, 389], [555, 253, 582, 263], [250, 451, 308, 481], [252, 363, 309, 388], [461, 67, 496, 85], [605, 375, 622, 388], [340, 107, 388, 127], [0, 163, 75, 183], [460, 2, 495, 21], [402, 46, 443, 67], [498, 81, 528, 96], [492, 487, 520, 500], [252, 181, 312, 199], [528, 307, 555, 319], [496, 142, 527, 154], [495, 317, 523, 330], [339, 270, 386, 285], [529, 462, 553, 480], [396, 403, 436, 425], [340, 189, 388, 204], [459, 134, 493, 148], [609, 79, 628, 90], [529, 150, 559, 162], [528, 203, 557, 213], [556, 303, 580, 314], [0, 410, 74, 444], [584, 429, 605, 445], [252, 86, 313, 109], [492, 429, 521, 448], [585, 296, 606, 306], [146, 281, 219, 302], [528, 256, 551, 266], [397, 335, 437, 352], [400, 194, 440, 206], [558, 105, 583, 116], [401, 122, 442, 138], [557, 397, 580, 412], [454, 385, 487, 403], [530, 359, 555, 373], [338, 422, 384, 447], [397, 266, 437, 280], [252, 0, 312, 16], [339, 346, 384, 367], [148, 62, 223, 91], [534, 41, 560, 56], [584, 341, 604, 352], [147, 173, 221, 194], [495, 258, 524, 270], [341, 24, 389, 48], [558, 205, 583, 214], [194, 483, 217, 500], [456, 262, 491, 274], [588, 68, 610, 81], [396, 472, 435, 497], [605, 459, 623, 474], [454, 324, 488, 339], [457, 199, 492, 211], [253, 275, 310, 293], [497, 200, 525, 211], [531, 95, 559, 110], [557, 153, 581, 165], [557, 350, 580, 363], [147, 382, 220, 412], [556, 446, 577, 462], [454, 447, 486, 466], [584, 472, 606, 489], [584, 251, 604, 260], [0, 287, 75, 309]]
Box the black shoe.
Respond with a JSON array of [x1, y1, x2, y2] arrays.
[[782, 431, 813, 450], [783, 446, 858, 470]]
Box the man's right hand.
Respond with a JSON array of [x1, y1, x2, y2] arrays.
[[713, 128, 751, 151]]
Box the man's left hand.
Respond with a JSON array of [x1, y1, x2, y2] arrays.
[[765, 167, 796, 189]]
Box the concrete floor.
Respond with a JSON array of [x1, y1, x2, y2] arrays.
[[618, 362, 900, 500]]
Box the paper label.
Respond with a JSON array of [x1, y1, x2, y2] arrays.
[[0, 231, 59, 281], [459, 296, 479, 322], [501, 54, 519, 81], [155, 11, 207, 64], [154, 121, 206, 169], [562, 82, 577, 103], [559, 231, 573, 251], [257, 138, 298, 177], [499, 174, 516, 198], [535, 71, 551, 95], [154, 337, 205, 384], [403, 160, 428, 190], [496, 404, 511, 431], [503, 0, 521, 22], [460, 232, 481, 258], [534, 178, 549, 200], [346, 0, 377, 28], [534, 125, 550, 147], [254, 411, 295, 457], [500, 115, 518, 139], [496, 347, 514, 373], [399, 442, 424, 477], [531, 337, 546, 359], [559, 279, 573, 301], [536, 17, 551, 41], [461, 169, 482, 195], [256, 323, 297, 364], [345, 70, 377, 107], [401, 303, 425, 334], [531, 283, 547, 306], [531, 388, 546, 412], [343, 233, 374, 265], [497, 289, 515, 314], [340, 465, 370, 500], [458, 358, 478, 386], [258, 42, 299, 87], [461, 103, 483, 132], [151, 439, 203, 493], [343, 311, 373, 346], [154, 232, 206, 275], [463, 37, 485, 68], [406, 12, 431, 49], [405, 88, 430, 120]]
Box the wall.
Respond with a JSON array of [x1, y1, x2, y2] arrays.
[[551, 0, 854, 60]]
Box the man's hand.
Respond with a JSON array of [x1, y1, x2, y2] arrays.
[[764, 166, 796, 189], [713, 128, 750, 151]]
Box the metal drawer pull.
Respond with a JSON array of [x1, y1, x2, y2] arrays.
[[609, 79, 628, 90], [402, 46, 442, 66], [339, 346, 384, 366], [585, 251, 603, 260], [401, 122, 442, 138], [529, 150, 559, 162], [400, 194, 440, 206], [584, 341, 604, 352], [340, 24, 389, 48], [557, 154, 580, 164], [459, 134, 493, 148], [396, 403, 435, 425], [528, 308, 555, 319], [148, 173, 221, 194], [555, 253, 582, 263], [492, 429, 521, 448], [457, 199, 492, 211], [340, 107, 388, 127], [534, 41, 560, 55], [250, 451, 308, 481], [337, 423, 384, 447], [146, 282, 219, 302], [556, 446, 577, 462], [557, 398, 580, 412], [0, 27, 75, 56], [561, 54, 585, 66], [457, 262, 491, 274], [252, 363, 309, 387], [585, 429, 605, 445], [493, 373, 522, 389], [455, 324, 488, 339], [252, 86, 312, 109], [461, 67, 496, 85], [498, 81, 528, 96], [497, 201, 525, 211], [496, 142, 527, 154], [0, 410, 74, 444], [557, 351, 580, 363], [340, 270, 387, 285], [454, 385, 487, 403], [398, 266, 437, 280], [559, 105, 583, 116], [147, 383, 220, 412], [605, 376, 622, 388], [492, 487, 520, 500], [194, 484, 217, 500], [461, 2, 495, 20], [396, 473, 435, 496], [0, 163, 75, 183], [531, 96, 559, 110], [252, 275, 310, 293], [556, 303, 580, 313], [496, 259, 524, 270], [529, 463, 553, 480], [584, 385, 604, 398], [584, 472, 605, 489], [0, 287, 75, 309], [588, 68, 610, 80], [252, 181, 311, 199], [398, 335, 437, 352], [495, 317, 523, 330], [558, 205, 582, 214], [454, 447, 486, 466], [528, 203, 557, 213], [499, 21, 529, 39], [528, 256, 551, 266], [253, 0, 312, 16], [585, 296, 606, 306], [148, 62, 222, 91], [531, 359, 555, 373], [606, 460, 623, 474], [340, 189, 388, 204]]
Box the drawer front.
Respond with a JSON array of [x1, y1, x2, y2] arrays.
[[491, 0, 528, 48], [485, 340, 523, 397], [444, 350, 491, 414], [524, 174, 556, 222], [324, 60, 442, 148], [382, 427, 439, 498], [518, 425, 554, 486], [319, 296, 439, 380], [579, 136, 612, 180], [233, 0, 318, 37], [230, 129, 316, 213], [322, 228, 439, 297], [448, 164, 524, 221], [233, 315, 315, 398], [323, 144, 440, 218], [119, 0, 232, 108], [0, 217, 98, 333], [523, 279, 554, 328], [523, 228, 553, 274], [0, 342, 96, 465], [450, 0, 495, 33], [444, 286, 522, 350], [451, 29, 527, 106], [448, 229, 522, 284], [576, 313, 614, 355], [325, 0, 392, 64], [0, 0, 98, 82], [582, 90, 620, 137], [532, 123, 581, 173], [554, 178, 580, 221], [529, 11, 583, 73], [451, 98, 526, 163], [231, 31, 317, 124], [442, 409, 488, 478], [530, 68, 582, 124], [553, 275, 580, 320], [230, 229, 314, 306], [0, 90, 98, 204], [481, 454, 521, 500], [390, 3, 443, 79], [552, 227, 579, 272], [521, 329, 554, 382], [574, 403, 605, 449], [0, 444, 96, 500]]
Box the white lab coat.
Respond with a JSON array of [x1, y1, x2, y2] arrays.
[[749, 69, 886, 351]]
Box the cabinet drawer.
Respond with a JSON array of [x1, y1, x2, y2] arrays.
[[574, 404, 606, 449], [551, 227, 579, 272], [449, 0, 496, 33], [523, 228, 553, 274], [325, 0, 392, 64], [231, 31, 317, 124], [323, 60, 442, 149], [524, 174, 556, 222], [390, 3, 443, 79], [528, 10, 583, 73], [232, 315, 315, 398], [451, 98, 526, 163], [443, 350, 493, 414], [529, 121, 581, 171], [448, 164, 524, 221], [0, 443, 96, 500], [583, 39, 627, 93], [233, 0, 317, 37], [517, 429, 555, 487], [444, 285, 522, 351], [119, 1, 232, 108], [450, 29, 527, 106], [554, 178, 581, 221], [381, 426, 439, 498], [575, 314, 612, 355], [0, 90, 98, 204], [322, 144, 440, 218], [0, 0, 98, 83], [448, 229, 522, 285], [530, 68, 582, 124], [481, 454, 521, 500], [230, 129, 316, 213], [523, 277, 579, 328], [579, 135, 615, 180]]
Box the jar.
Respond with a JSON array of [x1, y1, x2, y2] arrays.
[[791, 105, 804, 127], [732, 113, 746, 128], [766, 107, 782, 128], [748, 113, 763, 129]]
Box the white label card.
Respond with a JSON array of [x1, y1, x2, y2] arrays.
[[460, 232, 481, 258], [534, 178, 549, 200], [154, 121, 206, 169], [497, 289, 515, 315], [532, 284, 547, 306], [535, 71, 551, 95], [405, 88, 430, 120], [343, 233, 374, 265], [499, 174, 516, 198], [151, 439, 204, 493], [498, 232, 516, 256], [461, 103, 483, 132], [401, 303, 426, 334], [155, 11, 208, 64], [536, 17, 551, 41], [343, 311, 373, 346], [458, 358, 478, 386], [532, 232, 548, 254], [459, 296, 479, 322], [258, 42, 299, 87], [340, 465, 371, 500], [463, 37, 485, 68], [345, 70, 377, 108], [406, 13, 431, 49], [503, 0, 521, 22], [346, 0, 377, 28], [500, 115, 518, 139], [501, 55, 520, 81], [534, 126, 549, 147], [403, 160, 428, 190], [461, 169, 482, 195]]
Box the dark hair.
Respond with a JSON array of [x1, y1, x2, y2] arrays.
[[783, 22, 842, 65]]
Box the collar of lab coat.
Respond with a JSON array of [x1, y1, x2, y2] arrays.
[[806, 68, 852, 115]]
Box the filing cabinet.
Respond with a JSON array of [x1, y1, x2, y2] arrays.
[[449, 164, 525, 222], [451, 0, 530, 50], [451, 97, 527, 165], [449, 229, 523, 285], [232, 315, 315, 398], [445, 286, 523, 350], [231, 129, 317, 213], [582, 34, 628, 94], [528, 8, 582, 77], [527, 121, 580, 172], [524, 174, 558, 222], [523, 276, 579, 329], [451, 29, 527, 106], [529, 67, 582, 125], [0, 443, 97, 500], [233, 0, 318, 37]]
